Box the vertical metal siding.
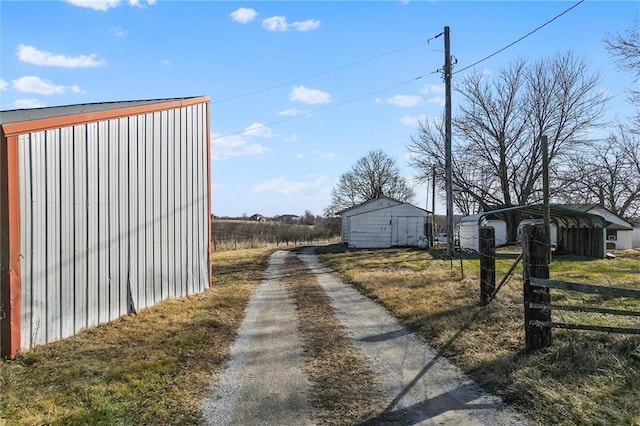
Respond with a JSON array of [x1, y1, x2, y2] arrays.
[[15, 101, 209, 351]]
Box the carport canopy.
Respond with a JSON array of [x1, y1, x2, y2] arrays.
[[468, 204, 612, 228]]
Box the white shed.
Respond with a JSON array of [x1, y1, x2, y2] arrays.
[[339, 196, 428, 249], [458, 214, 508, 252]]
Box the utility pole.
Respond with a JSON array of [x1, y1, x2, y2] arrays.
[[444, 26, 454, 257], [431, 164, 436, 246], [541, 135, 551, 262]]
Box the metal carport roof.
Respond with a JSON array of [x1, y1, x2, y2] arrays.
[[460, 204, 613, 228]]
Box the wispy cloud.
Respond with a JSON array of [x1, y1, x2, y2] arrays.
[[253, 175, 327, 195], [211, 132, 269, 160], [109, 27, 129, 38], [17, 44, 105, 67], [161, 59, 170, 65], [290, 85, 331, 104], [278, 108, 308, 117], [14, 98, 46, 108], [379, 94, 423, 108], [0, 79, 7, 91], [263, 16, 320, 32], [243, 122, 274, 138], [421, 83, 444, 94], [65, 0, 155, 11], [230, 7, 258, 24], [399, 115, 420, 127], [13, 76, 66, 95], [12, 76, 85, 96]]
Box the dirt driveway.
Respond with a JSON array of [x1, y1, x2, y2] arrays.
[[202, 247, 530, 425]]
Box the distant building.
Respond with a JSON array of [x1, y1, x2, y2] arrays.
[[250, 214, 267, 222], [275, 214, 300, 223]]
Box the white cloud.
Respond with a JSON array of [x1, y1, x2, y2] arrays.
[[263, 16, 288, 32], [14, 98, 45, 109], [13, 76, 66, 95], [399, 115, 419, 127], [161, 59, 170, 65], [421, 83, 444, 94], [211, 132, 269, 160], [0, 79, 7, 91], [128, 0, 155, 8], [253, 175, 327, 195], [290, 85, 331, 104], [243, 122, 274, 138], [291, 19, 321, 32], [262, 16, 320, 32], [427, 96, 445, 106], [17, 44, 105, 68], [278, 108, 307, 117], [311, 150, 336, 159], [65, 0, 154, 10], [230, 7, 258, 24], [385, 94, 423, 108], [109, 27, 128, 37], [69, 85, 86, 94], [65, 0, 121, 11]]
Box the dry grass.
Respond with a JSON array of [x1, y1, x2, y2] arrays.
[[285, 251, 385, 425], [316, 245, 640, 426], [0, 247, 275, 425]]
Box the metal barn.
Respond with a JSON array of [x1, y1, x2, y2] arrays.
[[339, 196, 429, 249], [0, 97, 211, 358]]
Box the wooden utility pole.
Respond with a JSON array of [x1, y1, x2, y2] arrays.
[[541, 135, 551, 261], [431, 164, 436, 246], [444, 26, 454, 256]]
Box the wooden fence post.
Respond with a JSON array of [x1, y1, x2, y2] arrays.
[[523, 224, 551, 351], [479, 226, 495, 305]]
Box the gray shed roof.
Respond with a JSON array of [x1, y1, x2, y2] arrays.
[[0, 97, 203, 125]]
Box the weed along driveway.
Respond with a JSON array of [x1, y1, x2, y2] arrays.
[[202, 247, 529, 425]]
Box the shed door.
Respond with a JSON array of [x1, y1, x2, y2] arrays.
[[396, 216, 420, 246]]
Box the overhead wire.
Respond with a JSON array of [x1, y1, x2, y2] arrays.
[[214, 0, 584, 141], [453, 0, 585, 75], [212, 32, 444, 104], [212, 70, 439, 140]]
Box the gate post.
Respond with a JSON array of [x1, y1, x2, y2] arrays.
[[523, 224, 551, 351], [479, 226, 495, 305]]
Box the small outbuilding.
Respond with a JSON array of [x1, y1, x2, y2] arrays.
[[1, 97, 211, 358], [339, 196, 429, 249], [457, 214, 508, 251]]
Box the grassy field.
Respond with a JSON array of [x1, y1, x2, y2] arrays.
[[317, 245, 640, 425], [0, 247, 275, 425]]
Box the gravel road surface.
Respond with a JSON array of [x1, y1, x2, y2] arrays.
[[202, 247, 531, 425]]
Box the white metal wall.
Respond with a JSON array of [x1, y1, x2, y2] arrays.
[[17, 103, 209, 349]]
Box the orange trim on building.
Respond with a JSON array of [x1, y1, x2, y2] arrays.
[[206, 101, 212, 285], [2, 96, 210, 137], [0, 134, 21, 359]]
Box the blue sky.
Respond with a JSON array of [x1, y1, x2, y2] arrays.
[[1, 1, 638, 218]]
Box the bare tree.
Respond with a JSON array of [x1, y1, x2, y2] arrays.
[[558, 126, 640, 219], [408, 52, 608, 239], [325, 150, 415, 215], [606, 20, 640, 127]]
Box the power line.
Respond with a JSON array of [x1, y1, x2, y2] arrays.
[[212, 70, 439, 140], [453, 0, 585, 76], [212, 32, 444, 104]]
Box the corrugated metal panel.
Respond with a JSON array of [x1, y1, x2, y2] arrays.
[[15, 100, 210, 351]]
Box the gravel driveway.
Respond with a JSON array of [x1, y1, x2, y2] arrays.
[[202, 247, 531, 425]]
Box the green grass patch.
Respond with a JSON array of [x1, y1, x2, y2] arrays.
[[316, 245, 640, 425]]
